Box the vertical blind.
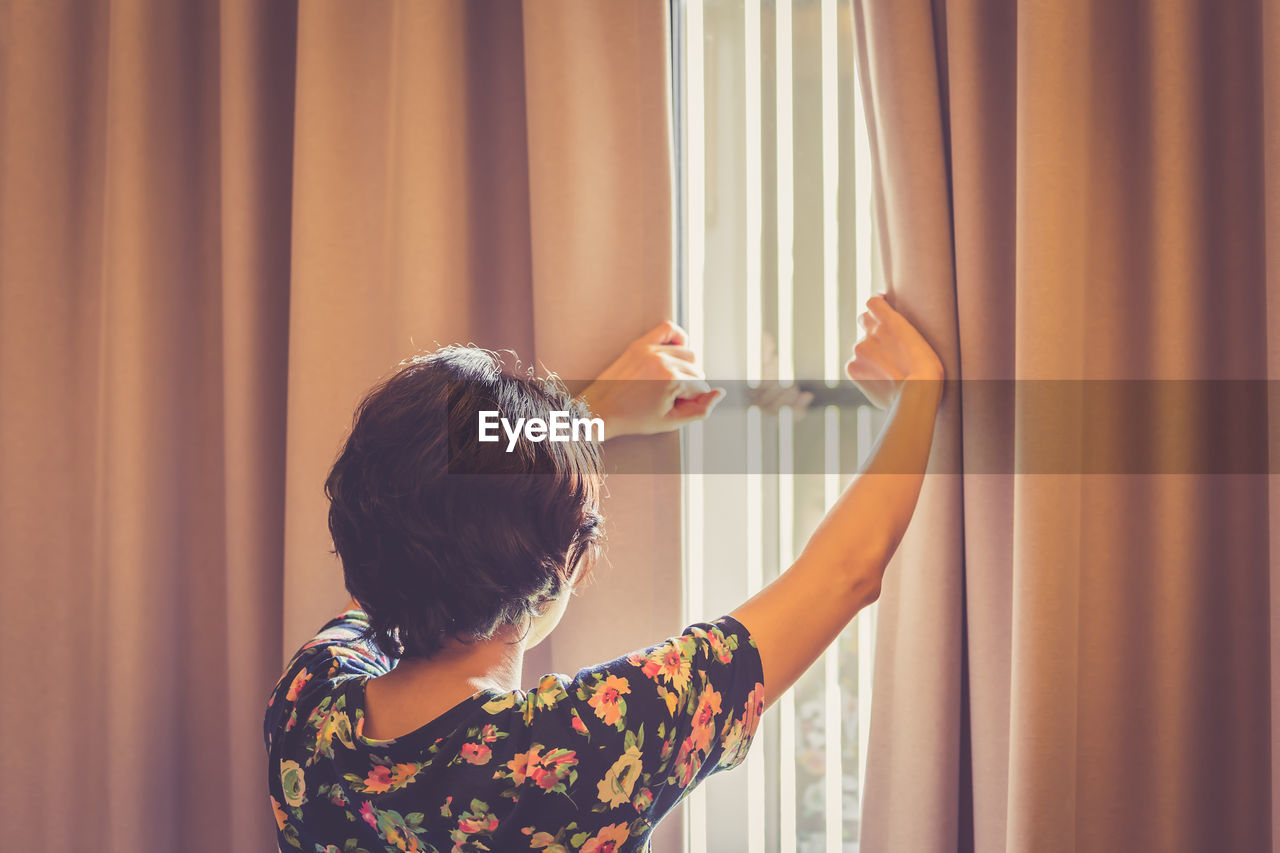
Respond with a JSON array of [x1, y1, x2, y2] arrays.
[[676, 1, 882, 850]]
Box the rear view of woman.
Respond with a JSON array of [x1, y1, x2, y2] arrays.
[[264, 295, 943, 852]]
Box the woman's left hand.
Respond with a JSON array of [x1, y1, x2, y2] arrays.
[[580, 321, 724, 439]]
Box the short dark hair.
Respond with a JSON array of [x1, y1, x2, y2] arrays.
[[324, 346, 605, 659]]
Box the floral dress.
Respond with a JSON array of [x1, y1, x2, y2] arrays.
[[264, 607, 765, 853]]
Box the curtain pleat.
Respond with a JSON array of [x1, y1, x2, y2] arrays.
[[215, 3, 297, 848], [848, 0, 968, 849], [1264, 1, 1280, 847]]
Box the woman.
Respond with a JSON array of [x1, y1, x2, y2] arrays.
[[264, 296, 943, 852]]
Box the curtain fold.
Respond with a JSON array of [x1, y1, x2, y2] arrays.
[[0, 1, 676, 850], [848, 1, 969, 848], [2, 2, 298, 850], [282, 0, 542, 655], [853, 1, 1278, 851], [1267, 4, 1280, 846]]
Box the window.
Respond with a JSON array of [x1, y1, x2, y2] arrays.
[[674, 1, 883, 850]]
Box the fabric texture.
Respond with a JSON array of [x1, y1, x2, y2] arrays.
[[265, 610, 764, 852], [850, 1, 1280, 851], [0, 2, 678, 850]]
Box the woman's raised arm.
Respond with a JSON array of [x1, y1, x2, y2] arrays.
[[730, 295, 944, 711]]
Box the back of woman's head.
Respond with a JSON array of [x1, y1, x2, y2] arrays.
[[324, 346, 605, 659]]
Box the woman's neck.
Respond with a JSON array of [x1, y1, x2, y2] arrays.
[[361, 628, 527, 741], [394, 629, 527, 693]]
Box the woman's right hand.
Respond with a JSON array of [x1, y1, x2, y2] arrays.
[[846, 294, 944, 409]]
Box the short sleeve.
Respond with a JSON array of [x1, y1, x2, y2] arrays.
[[263, 608, 394, 752], [520, 615, 765, 822]]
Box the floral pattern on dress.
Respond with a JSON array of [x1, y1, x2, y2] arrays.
[[265, 608, 764, 852]]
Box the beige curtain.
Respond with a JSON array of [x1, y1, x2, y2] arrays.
[[0, 1, 678, 850], [852, 1, 1280, 851]]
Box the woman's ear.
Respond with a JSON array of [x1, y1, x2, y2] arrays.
[[567, 557, 598, 594]]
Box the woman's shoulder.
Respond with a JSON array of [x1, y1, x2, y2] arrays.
[[264, 608, 393, 749]]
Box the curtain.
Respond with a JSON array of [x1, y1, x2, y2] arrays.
[[0, 1, 678, 850], [852, 1, 1279, 851]]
